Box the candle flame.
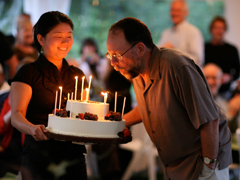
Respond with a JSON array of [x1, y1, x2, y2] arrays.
[[90, 75, 92, 79], [82, 76, 85, 80], [101, 92, 108, 96], [75, 76, 78, 79], [59, 86, 62, 90]]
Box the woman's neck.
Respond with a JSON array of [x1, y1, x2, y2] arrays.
[[43, 54, 63, 71], [211, 39, 224, 45]]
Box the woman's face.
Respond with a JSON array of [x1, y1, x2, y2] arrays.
[[211, 21, 226, 42], [38, 23, 73, 62]]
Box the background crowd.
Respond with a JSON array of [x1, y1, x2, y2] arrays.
[[0, 0, 240, 180]]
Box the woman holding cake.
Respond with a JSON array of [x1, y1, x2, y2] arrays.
[[10, 11, 88, 180]]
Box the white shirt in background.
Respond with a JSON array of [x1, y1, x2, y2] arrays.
[[157, 20, 204, 67]]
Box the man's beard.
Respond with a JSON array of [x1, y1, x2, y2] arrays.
[[122, 67, 140, 80], [116, 56, 143, 80]]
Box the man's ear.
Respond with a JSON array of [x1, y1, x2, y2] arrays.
[[136, 42, 145, 56], [37, 34, 44, 46]]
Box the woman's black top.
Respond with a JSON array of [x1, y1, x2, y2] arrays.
[[11, 54, 88, 125]]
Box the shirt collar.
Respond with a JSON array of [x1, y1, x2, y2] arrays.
[[36, 54, 70, 73]]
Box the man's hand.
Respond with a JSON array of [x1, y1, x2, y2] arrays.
[[204, 161, 217, 170]]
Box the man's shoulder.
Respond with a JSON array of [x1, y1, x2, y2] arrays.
[[159, 48, 195, 67]]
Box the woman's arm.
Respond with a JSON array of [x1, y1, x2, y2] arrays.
[[123, 106, 142, 127], [11, 82, 48, 141]]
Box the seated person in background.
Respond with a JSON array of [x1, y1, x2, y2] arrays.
[[0, 57, 33, 177], [205, 16, 240, 100], [202, 63, 229, 118], [12, 18, 38, 62], [157, 0, 204, 67], [77, 38, 109, 101]]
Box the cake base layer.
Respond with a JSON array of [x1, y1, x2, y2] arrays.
[[47, 114, 126, 138], [45, 132, 132, 144]]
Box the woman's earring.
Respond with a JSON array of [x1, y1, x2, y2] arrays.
[[40, 46, 43, 54]]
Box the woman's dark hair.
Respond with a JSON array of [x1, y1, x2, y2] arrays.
[[209, 16, 227, 32], [109, 17, 154, 49], [80, 38, 99, 54], [33, 11, 74, 53]]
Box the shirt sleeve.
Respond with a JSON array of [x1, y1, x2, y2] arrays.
[[9, 63, 34, 86], [175, 64, 220, 129]]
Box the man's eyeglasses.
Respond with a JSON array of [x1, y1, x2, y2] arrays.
[[105, 42, 138, 61]]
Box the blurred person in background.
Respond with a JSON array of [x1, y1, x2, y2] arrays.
[[77, 38, 109, 101], [157, 0, 204, 67], [12, 18, 38, 62], [205, 16, 240, 100], [6, 13, 31, 46], [202, 63, 229, 117]]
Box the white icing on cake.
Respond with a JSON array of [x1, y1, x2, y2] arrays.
[[47, 114, 125, 138], [47, 100, 125, 139], [66, 100, 109, 118]]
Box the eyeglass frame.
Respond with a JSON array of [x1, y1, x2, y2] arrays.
[[105, 42, 138, 61]]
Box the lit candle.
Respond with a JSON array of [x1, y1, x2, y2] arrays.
[[59, 86, 62, 110], [54, 90, 58, 115], [101, 92, 108, 117], [88, 75, 92, 90], [70, 92, 73, 118], [74, 76, 78, 100], [114, 91, 117, 112], [88, 75, 92, 101], [67, 93, 70, 101], [81, 76, 85, 101], [85, 88, 89, 101], [121, 97, 126, 118]]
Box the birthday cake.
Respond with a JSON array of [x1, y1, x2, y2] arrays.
[[46, 100, 131, 144]]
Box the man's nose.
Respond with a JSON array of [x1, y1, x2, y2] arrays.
[[110, 57, 119, 66]]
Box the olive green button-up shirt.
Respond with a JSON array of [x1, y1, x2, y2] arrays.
[[133, 46, 232, 180]]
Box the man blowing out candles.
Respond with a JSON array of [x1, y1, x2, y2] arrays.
[[105, 17, 232, 180]]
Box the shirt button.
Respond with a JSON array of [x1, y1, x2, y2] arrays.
[[148, 111, 151, 114], [158, 148, 161, 151], [152, 130, 155, 133], [165, 164, 169, 167]]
